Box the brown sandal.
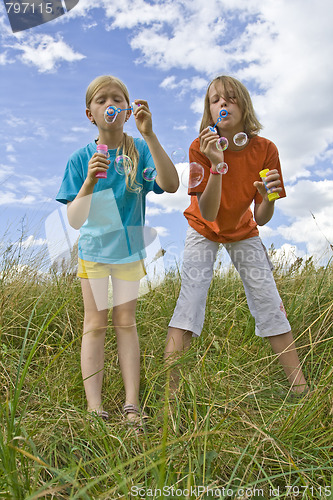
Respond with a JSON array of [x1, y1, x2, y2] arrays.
[[122, 404, 148, 434], [88, 410, 109, 423]]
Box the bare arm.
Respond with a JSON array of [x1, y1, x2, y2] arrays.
[[133, 100, 179, 193], [67, 152, 110, 229], [253, 169, 282, 226], [196, 128, 225, 221]]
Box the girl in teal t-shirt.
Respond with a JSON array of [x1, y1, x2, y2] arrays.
[[56, 75, 179, 430]]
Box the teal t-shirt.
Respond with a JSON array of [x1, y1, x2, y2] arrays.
[[56, 138, 164, 264]]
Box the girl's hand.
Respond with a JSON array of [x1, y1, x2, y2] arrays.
[[133, 99, 153, 137], [199, 127, 224, 167], [253, 169, 282, 200], [86, 152, 110, 185]]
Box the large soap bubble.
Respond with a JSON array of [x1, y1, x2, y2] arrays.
[[142, 167, 157, 182], [181, 162, 204, 189], [233, 132, 248, 147], [114, 155, 133, 175], [216, 136, 229, 152], [171, 147, 186, 163], [216, 162, 228, 174]]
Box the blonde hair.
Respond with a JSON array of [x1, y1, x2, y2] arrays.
[[86, 75, 141, 193], [200, 75, 262, 138]]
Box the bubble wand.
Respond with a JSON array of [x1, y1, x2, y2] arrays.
[[104, 102, 140, 123], [208, 108, 229, 133]]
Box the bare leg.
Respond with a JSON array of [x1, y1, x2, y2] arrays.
[[268, 331, 309, 393], [80, 277, 109, 412], [112, 277, 141, 421], [164, 327, 192, 396]]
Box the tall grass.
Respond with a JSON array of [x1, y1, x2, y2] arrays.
[[0, 242, 332, 499]]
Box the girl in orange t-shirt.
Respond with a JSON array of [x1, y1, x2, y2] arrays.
[[165, 75, 308, 397]]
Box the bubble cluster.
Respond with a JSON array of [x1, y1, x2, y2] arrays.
[[114, 155, 133, 175], [233, 132, 248, 147], [143, 167, 157, 182], [171, 147, 186, 163], [216, 136, 229, 152], [181, 162, 204, 189], [216, 162, 228, 174]]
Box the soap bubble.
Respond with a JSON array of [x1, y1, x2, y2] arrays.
[[216, 162, 228, 174], [233, 132, 248, 147], [114, 155, 133, 175], [171, 147, 186, 163], [104, 106, 118, 124], [181, 162, 204, 189], [143, 167, 157, 182], [216, 136, 229, 152]]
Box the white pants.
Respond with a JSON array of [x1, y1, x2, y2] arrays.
[[169, 226, 291, 337]]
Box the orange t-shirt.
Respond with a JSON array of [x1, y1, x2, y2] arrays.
[[184, 135, 286, 243]]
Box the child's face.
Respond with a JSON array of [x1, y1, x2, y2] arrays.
[[208, 82, 244, 133], [86, 82, 130, 129]]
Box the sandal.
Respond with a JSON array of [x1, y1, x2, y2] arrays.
[[88, 410, 109, 422], [122, 404, 148, 434]]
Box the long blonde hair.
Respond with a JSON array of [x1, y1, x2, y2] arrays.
[[86, 75, 141, 193], [200, 75, 262, 138]]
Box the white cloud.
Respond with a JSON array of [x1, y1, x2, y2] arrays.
[[60, 135, 80, 143], [278, 215, 333, 263], [130, 10, 231, 73], [274, 180, 333, 260], [1, 0, 332, 263], [35, 126, 48, 139], [7, 33, 85, 72], [0, 164, 15, 182], [270, 243, 305, 267], [103, 0, 178, 29], [90, 0, 333, 185], [147, 163, 192, 214], [21, 235, 48, 248], [146, 205, 163, 216], [82, 21, 97, 30], [314, 167, 333, 178], [173, 124, 189, 131], [160, 75, 177, 90], [0, 191, 36, 205], [257, 224, 276, 239], [160, 75, 207, 96], [18, 174, 61, 196], [0, 50, 14, 65], [5, 116, 25, 127], [154, 226, 169, 237], [147, 186, 190, 215], [0, 167, 60, 206], [71, 126, 90, 133], [278, 180, 333, 219]]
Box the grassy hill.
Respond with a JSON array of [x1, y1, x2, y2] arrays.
[[0, 247, 332, 499]]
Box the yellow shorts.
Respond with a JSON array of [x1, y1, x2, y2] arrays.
[[77, 258, 146, 281]]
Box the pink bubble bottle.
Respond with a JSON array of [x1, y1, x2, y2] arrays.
[[96, 144, 108, 179]]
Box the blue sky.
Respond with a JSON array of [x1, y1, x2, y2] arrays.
[[1, 0, 333, 271]]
